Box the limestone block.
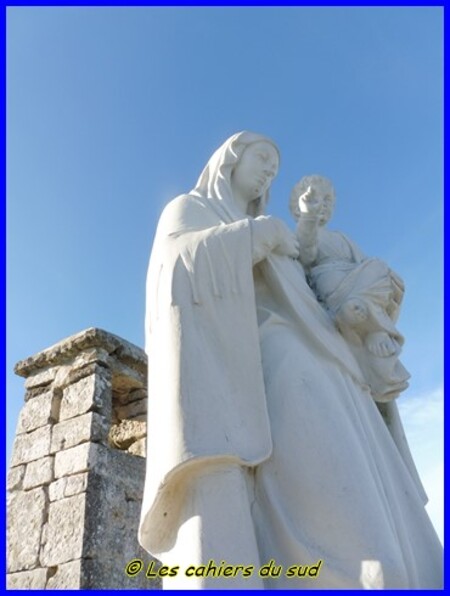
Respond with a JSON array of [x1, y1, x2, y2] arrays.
[[24, 366, 59, 389], [76, 457, 144, 562], [7, 568, 48, 589], [128, 437, 146, 458], [49, 477, 67, 501], [50, 412, 109, 453], [66, 472, 89, 497], [108, 420, 146, 449], [53, 362, 91, 390], [49, 473, 88, 501], [24, 385, 52, 402], [44, 550, 159, 589], [23, 456, 54, 489], [121, 501, 153, 560], [7, 487, 46, 572], [111, 360, 145, 396], [10, 425, 52, 466], [46, 560, 82, 589], [115, 387, 147, 405], [59, 372, 112, 421], [40, 493, 86, 566], [53, 356, 111, 393], [7, 465, 25, 490], [73, 347, 110, 369], [115, 398, 147, 421], [108, 449, 146, 501], [54, 442, 108, 479], [17, 391, 59, 434], [14, 328, 146, 380], [81, 478, 159, 588], [83, 475, 127, 558], [81, 558, 160, 590]]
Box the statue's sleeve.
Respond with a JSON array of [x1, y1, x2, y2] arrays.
[[139, 195, 272, 556]]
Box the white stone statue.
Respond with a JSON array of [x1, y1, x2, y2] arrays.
[[290, 174, 410, 403], [138, 132, 442, 589]]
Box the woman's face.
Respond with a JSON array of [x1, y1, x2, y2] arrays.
[[231, 141, 279, 203]]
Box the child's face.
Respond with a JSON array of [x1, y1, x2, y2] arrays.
[[296, 183, 334, 225], [314, 187, 335, 226]]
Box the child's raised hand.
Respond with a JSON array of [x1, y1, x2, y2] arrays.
[[298, 185, 321, 217]]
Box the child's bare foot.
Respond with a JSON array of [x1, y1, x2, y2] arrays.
[[365, 331, 396, 357]]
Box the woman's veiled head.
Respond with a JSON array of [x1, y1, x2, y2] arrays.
[[191, 131, 280, 220]]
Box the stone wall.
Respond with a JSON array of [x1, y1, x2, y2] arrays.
[[7, 328, 161, 589]]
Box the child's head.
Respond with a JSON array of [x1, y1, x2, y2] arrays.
[[290, 175, 336, 226]]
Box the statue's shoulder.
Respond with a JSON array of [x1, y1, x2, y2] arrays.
[[157, 193, 213, 235], [325, 229, 355, 249], [161, 193, 206, 219], [324, 228, 345, 240]]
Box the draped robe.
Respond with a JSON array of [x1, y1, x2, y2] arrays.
[[309, 229, 410, 401]]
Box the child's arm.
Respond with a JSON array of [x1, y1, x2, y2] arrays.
[[296, 186, 321, 266]]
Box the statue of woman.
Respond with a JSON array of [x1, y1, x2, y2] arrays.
[[138, 132, 442, 589]]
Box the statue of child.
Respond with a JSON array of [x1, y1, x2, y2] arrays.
[[290, 174, 410, 402]]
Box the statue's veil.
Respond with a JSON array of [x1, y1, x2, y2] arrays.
[[190, 131, 279, 222]]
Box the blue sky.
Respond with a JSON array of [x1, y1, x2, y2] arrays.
[[7, 7, 443, 540]]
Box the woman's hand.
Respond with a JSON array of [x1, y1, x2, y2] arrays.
[[252, 216, 300, 260], [272, 221, 300, 258]]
